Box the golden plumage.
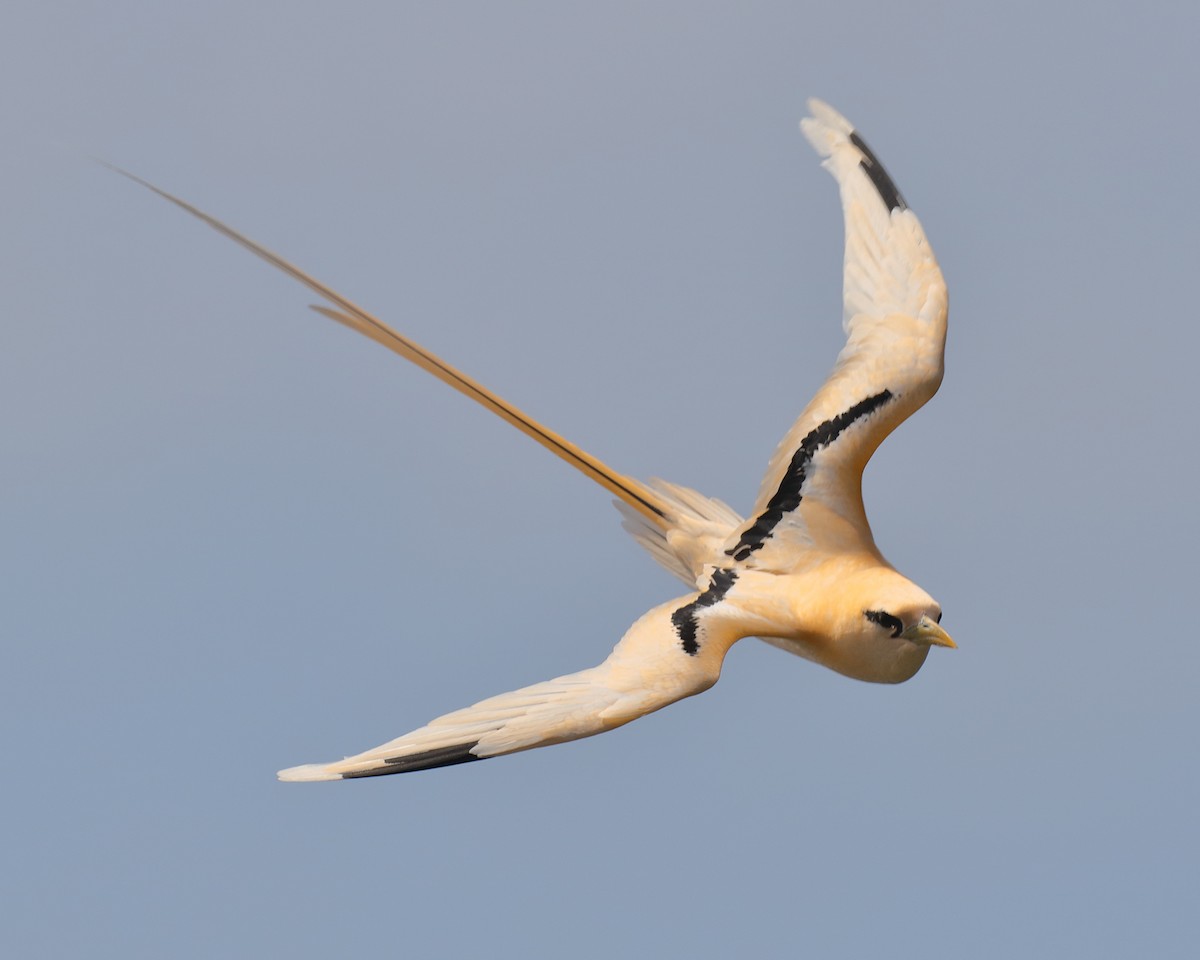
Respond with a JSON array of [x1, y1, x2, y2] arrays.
[[114, 99, 953, 781]]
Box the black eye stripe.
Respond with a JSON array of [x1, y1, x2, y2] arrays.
[[864, 609, 903, 638]]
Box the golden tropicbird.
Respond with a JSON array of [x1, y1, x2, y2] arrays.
[[113, 99, 954, 781]]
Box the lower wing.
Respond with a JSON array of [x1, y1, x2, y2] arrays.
[[278, 670, 632, 781], [278, 595, 741, 781]]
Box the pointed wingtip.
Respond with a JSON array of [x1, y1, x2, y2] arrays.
[[805, 98, 839, 125], [277, 763, 340, 783], [800, 99, 851, 159], [799, 100, 908, 212], [802, 98, 851, 133]]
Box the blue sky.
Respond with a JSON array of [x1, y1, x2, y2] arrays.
[[4, 3, 1197, 957]]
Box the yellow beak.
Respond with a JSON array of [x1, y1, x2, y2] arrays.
[[900, 615, 957, 649]]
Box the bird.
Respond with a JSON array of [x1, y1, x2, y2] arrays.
[[114, 99, 953, 781]]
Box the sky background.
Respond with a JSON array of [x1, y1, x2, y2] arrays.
[[3, 3, 1197, 957]]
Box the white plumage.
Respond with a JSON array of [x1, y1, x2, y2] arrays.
[[115, 99, 955, 781]]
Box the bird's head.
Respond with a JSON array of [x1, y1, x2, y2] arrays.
[[791, 565, 955, 683]]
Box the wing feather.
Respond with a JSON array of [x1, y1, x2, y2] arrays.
[[722, 100, 947, 572], [277, 596, 742, 780]]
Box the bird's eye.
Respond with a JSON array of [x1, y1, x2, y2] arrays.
[[864, 609, 903, 638], [935, 611, 943, 624]]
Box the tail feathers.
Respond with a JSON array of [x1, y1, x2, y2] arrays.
[[107, 164, 672, 526], [307, 307, 671, 523], [617, 478, 743, 587]]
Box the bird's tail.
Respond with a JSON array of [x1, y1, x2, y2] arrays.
[[108, 165, 673, 527], [616, 478, 743, 586]]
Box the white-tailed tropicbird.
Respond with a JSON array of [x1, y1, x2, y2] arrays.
[[114, 99, 953, 781]]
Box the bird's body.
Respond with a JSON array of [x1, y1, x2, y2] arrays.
[[117, 99, 954, 781]]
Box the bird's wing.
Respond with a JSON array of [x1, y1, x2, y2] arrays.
[[722, 100, 947, 573], [278, 590, 749, 780], [107, 166, 672, 528]]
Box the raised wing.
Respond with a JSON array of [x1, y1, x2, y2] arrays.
[[106, 166, 671, 527], [278, 594, 745, 780], [722, 100, 947, 573]]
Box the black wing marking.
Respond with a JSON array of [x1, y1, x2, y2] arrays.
[[849, 130, 907, 212], [339, 743, 483, 778], [671, 568, 739, 655], [726, 390, 893, 561]]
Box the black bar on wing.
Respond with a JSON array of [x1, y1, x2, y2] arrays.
[[671, 568, 739, 656], [849, 130, 907, 212], [339, 743, 484, 778], [726, 390, 894, 562]]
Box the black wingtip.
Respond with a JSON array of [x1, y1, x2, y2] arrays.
[[339, 743, 484, 778], [848, 130, 908, 212]]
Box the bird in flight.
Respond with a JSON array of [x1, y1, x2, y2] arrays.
[[115, 99, 953, 781]]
